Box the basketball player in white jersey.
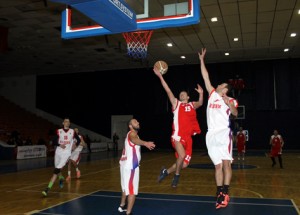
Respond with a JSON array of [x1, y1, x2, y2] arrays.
[[66, 128, 86, 182], [118, 118, 155, 215], [42, 118, 80, 196], [199, 48, 238, 209]]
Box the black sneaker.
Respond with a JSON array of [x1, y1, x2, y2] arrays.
[[118, 204, 127, 213], [171, 174, 180, 188], [157, 167, 168, 183]]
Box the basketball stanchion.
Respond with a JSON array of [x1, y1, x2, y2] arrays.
[[122, 30, 153, 59]]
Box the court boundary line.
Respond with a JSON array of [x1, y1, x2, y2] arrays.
[[35, 191, 297, 209]]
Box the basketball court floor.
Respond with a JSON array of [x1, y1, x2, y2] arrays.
[[0, 149, 299, 215]]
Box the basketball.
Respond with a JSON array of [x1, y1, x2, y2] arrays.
[[154, 60, 168, 75]]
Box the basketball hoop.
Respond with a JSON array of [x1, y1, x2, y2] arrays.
[[122, 30, 153, 59]]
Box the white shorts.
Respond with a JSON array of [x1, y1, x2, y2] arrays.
[[54, 147, 71, 169], [70, 150, 81, 164], [120, 165, 139, 196], [206, 128, 233, 165]]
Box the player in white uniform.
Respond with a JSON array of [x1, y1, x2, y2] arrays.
[[42, 118, 80, 197], [66, 128, 86, 182], [118, 118, 155, 215], [199, 48, 238, 209]]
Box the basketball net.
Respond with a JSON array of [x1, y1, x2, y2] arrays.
[[122, 30, 153, 59]]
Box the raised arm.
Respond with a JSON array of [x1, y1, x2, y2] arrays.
[[198, 48, 214, 93], [193, 84, 204, 109], [129, 131, 155, 150], [153, 66, 177, 108]]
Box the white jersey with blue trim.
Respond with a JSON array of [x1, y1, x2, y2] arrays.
[[119, 131, 141, 170]]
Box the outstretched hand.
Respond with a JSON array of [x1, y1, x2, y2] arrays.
[[195, 84, 203, 94], [145, 141, 156, 150], [198, 48, 206, 61], [153, 66, 162, 77]]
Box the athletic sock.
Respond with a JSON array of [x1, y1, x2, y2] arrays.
[[48, 181, 53, 189], [217, 186, 223, 194], [223, 185, 229, 194]]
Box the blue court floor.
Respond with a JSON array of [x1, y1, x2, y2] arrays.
[[32, 190, 299, 215]]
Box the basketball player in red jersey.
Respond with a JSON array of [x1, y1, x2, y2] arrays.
[[236, 127, 246, 161], [153, 66, 204, 188], [269, 129, 284, 168]]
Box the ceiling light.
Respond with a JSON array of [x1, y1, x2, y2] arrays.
[[284, 48, 289, 52], [298, 9, 300, 14], [211, 17, 218, 22], [225, 52, 229, 56], [233, 38, 239, 41], [290, 33, 297, 37], [181, 56, 186, 59], [167, 43, 173, 47]]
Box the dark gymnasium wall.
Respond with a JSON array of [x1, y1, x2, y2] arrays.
[[36, 58, 300, 150]]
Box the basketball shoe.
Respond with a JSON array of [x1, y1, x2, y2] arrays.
[[171, 174, 180, 188], [42, 188, 49, 197], [118, 204, 127, 212], [216, 192, 230, 209], [157, 167, 168, 183], [66, 175, 71, 182]]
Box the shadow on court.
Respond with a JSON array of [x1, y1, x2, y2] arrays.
[[32, 191, 299, 215]]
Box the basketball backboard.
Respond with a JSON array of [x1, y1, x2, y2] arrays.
[[50, 0, 200, 39], [237, 105, 245, 119]]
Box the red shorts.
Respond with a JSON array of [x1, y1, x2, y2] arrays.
[[237, 142, 245, 153], [171, 135, 192, 164], [270, 148, 282, 157]]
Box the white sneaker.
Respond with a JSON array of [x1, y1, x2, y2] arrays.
[[118, 205, 127, 212]]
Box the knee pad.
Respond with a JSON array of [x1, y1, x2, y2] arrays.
[[53, 168, 60, 174]]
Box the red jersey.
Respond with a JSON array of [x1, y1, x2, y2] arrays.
[[236, 131, 246, 144], [172, 100, 201, 141], [270, 135, 283, 156], [236, 131, 246, 153], [171, 100, 201, 164]]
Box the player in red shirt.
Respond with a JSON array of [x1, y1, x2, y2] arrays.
[[153, 65, 204, 188], [269, 129, 284, 168], [236, 127, 246, 161]]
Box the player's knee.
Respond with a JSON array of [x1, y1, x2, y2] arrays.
[[53, 168, 60, 174], [182, 162, 189, 169]]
